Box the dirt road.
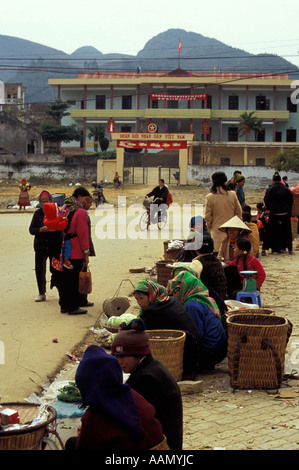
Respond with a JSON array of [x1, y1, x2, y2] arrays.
[[0, 181, 298, 405]]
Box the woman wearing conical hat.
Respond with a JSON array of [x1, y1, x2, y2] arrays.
[[217, 215, 251, 266]]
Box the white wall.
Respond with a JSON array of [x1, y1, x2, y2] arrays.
[[187, 164, 299, 187]]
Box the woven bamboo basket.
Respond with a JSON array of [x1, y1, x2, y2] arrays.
[[146, 330, 186, 382], [226, 308, 275, 317], [163, 240, 184, 261], [227, 314, 292, 390], [156, 260, 173, 287], [0, 403, 57, 450], [291, 193, 299, 217]]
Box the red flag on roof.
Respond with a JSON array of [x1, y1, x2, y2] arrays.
[[178, 39, 182, 52]]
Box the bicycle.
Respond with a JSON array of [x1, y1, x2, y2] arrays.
[[139, 197, 168, 231], [113, 179, 124, 190]]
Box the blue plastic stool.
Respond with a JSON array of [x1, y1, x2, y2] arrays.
[[236, 291, 262, 307]]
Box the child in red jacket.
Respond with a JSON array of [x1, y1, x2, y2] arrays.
[[43, 202, 73, 269], [229, 238, 266, 292]]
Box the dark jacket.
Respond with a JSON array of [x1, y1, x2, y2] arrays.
[[146, 185, 169, 204], [199, 254, 228, 301], [126, 354, 183, 451], [140, 296, 202, 374], [264, 182, 293, 215], [76, 389, 164, 450], [29, 207, 62, 257]]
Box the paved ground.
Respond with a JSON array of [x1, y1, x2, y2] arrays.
[[48, 246, 299, 451]]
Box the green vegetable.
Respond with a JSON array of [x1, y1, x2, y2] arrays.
[[107, 313, 136, 328]]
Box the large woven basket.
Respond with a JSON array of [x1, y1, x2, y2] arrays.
[[156, 260, 173, 287], [0, 403, 57, 450], [227, 314, 292, 390], [163, 240, 184, 261], [226, 308, 275, 317], [146, 330, 186, 382]]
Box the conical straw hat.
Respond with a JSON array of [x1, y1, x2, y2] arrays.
[[218, 215, 252, 233]]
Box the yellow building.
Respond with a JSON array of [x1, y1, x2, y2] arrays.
[[49, 69, 299, 184]]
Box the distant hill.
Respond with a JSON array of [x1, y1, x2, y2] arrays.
[[1, 29, 298, 104]]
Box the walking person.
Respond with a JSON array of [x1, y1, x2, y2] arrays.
[[264, 172, 294, 255], [204, 172, 242, 253]]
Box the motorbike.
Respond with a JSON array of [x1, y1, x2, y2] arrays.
[[91, 181, 107, 206]]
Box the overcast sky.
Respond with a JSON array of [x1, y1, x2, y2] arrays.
[[2, 0, 299, 67]]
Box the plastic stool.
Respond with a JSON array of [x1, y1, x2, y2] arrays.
[[236, 291, 262, 307]]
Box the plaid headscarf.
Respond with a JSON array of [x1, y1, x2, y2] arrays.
[[169, 270, 220, 318], [61, 195, 82, 217], [38, 190, 53, 205], [134, 280, 169, 313]]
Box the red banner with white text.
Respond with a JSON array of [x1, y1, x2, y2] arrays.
[[117, 140, 188, 149], [150, 93, 207, 101]]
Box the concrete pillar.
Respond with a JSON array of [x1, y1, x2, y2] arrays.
[[179, 148, 188, 185], [97, 159, 104, 182], [188, 145, 193, 164], [244, 146, 248, 165], [116, 147, 124, 177]]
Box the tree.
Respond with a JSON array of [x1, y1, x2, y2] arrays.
[[45, 100, 70, 124], [270, 148, 299, 172], [88, 125, 109, 151], [39, 123, 82, 151], [39, 100, 81, 152], [238, 111, 263, 139]]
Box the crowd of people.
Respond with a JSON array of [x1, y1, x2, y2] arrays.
[[22, 169, 295, 450]]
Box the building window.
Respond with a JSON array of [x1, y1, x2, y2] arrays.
[[256, 95, 269, 110], [202, 95, 212, 109], [148, 96, 158, 108], [96, 95, 106, 109], [121, 125, 131, 132], [228, 127, 238, 141], [287, 129, 297, 142], [287, 97, 297, 113], [228, 95, 239, 110], [168, 100, 178, 109], [122, 95, 132, 109], [256, 129, 265, 142], [256, 158, 265, 166], [275, 131, 282, 142], [220, 157, 230, 165]]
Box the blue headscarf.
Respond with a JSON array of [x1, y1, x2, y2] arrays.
[[75, 345, 139, 442]]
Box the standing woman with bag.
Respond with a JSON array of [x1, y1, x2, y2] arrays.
[[56, 187, 92, 315]]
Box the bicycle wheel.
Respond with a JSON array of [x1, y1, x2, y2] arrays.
[[157, 212, 168, 230], [139, 211, 149, 231]]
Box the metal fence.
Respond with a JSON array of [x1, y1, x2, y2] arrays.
[[123, 166, 180, 185]]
